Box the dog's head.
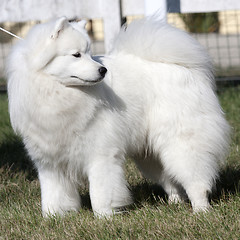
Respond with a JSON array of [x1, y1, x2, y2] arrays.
[[26, 17, 107, 86]]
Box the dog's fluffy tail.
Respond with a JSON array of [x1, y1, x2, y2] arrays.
[[112, 16, 212, 71]]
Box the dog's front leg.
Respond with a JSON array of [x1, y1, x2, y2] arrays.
[[88, 157, 132, 217], [37, 165, 81, 217]]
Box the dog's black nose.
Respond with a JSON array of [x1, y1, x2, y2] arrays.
[[99, 67, 107, 78]]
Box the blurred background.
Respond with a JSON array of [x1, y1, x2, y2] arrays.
[[0, 0, 240, 88]]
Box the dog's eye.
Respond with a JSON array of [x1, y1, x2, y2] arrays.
[[72, 52, 81, 58]]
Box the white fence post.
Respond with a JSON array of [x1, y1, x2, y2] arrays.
[[144, 0, 167, 21], [101, 0, 121, 53]]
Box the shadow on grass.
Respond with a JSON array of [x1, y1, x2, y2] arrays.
[[0, 136, 37, 180], [131, 182, 167, 206], [213, 166, 240, 200]]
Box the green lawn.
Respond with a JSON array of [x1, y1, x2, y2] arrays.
[[0, 85, 239, 240]]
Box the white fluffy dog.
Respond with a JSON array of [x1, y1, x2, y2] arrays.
[[7, 17, 230, 217]]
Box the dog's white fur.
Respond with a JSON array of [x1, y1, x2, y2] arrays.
[[7, 17, 230, 217]]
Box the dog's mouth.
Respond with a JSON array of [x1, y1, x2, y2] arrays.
[[66, 75, 104, 86], [70, 75, 103, 83]]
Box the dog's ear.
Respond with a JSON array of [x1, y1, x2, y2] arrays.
[[51, 17, 68, 39], [77, 20, 87, 29]]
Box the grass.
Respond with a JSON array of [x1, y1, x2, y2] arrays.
[[0, 85, 240, 240]]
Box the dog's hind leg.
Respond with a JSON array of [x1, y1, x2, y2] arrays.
[[38, 166, 81, 217], [88, 156, 132, 217], [158, 141, 215, 212], [159, 173, 187, 204], [134, 155, 186, 203]]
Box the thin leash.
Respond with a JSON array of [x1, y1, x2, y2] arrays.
[[0, 27, 23, 40]]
